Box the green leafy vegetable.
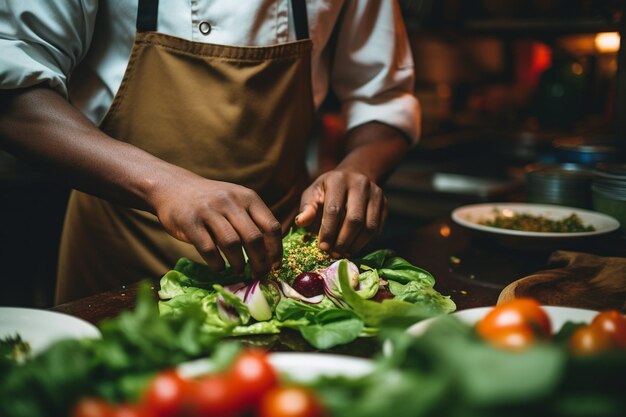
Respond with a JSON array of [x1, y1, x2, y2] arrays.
[[158, 229, 455, 349], [310, 317, 626, 417], [0, 283, 218, 417], [355, 249, 435, 285], [299, 309, 365, 349]]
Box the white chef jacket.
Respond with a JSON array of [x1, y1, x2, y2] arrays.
[[0, 0, 420, 142]]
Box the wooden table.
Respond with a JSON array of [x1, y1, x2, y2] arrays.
[[53, 217, 626, 354]]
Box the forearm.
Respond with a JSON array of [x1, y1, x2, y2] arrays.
[[0, 86, 191, 213], [335, 121, 410, 184]]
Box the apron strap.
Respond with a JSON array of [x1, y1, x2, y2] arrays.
[[291, 0, 310, 40], [136, 0, 309, 39], [137, 0, 159, 32]]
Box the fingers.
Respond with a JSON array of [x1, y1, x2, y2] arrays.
[[296, 186, 324, 227], [206, 216, 247, 274], [295, 204, 316, 227], [247, 200, 283, 272], [332, 179, 368, 257], [177, 184, 282, 278], [318, 174, 347, 253], [185, 226, 226, 273], [217, 193, 282, 278], [315, 172, 386, 258], [350, 187, 385, 255]]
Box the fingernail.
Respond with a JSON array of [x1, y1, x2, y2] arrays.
[[271, 262, 281, 270], [294, 214, 301, 224], [331, 251, 343, 259], [319, 242, 330, 252]]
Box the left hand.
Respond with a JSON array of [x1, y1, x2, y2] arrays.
[[295, 169, 386, 258]]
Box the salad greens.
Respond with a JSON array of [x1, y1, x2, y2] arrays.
[[2, 286, 625, 417], [158, 228, 456, 349], [0, 284, 219, 417], [311, 316, 626, 417]]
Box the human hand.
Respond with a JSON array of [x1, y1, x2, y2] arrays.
[[295, 169, 386, 258], [151, 176, 283, 278]]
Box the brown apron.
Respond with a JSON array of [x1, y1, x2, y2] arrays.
[[56, 0, 314, 303]]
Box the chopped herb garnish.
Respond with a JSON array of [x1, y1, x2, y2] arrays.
[[479, 211, 595, 233], [268, 228, 331, 284]]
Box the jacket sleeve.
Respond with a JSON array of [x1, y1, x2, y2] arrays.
[[331, 0, 421, 144], [0, 0, 98, 97]]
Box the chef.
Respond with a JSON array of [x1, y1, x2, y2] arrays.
[[0, 0, 420, 303]]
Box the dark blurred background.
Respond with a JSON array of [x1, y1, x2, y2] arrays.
[[1, 0, 624, 307]]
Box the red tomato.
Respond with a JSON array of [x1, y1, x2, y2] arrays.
[[476, 298, 552, 340], [141, 370, 193, 417], [109, 404, 144, 417], [591, 310, 626, 349], [484, 325, 537, 351], [257, 386, 326, 417], [227, 349, 278, 410], [569, 324, 614, 356], [192, 374, 245, 417], [71, 397, 114, 417]]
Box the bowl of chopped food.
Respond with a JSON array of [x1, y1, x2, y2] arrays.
[[451, 202, 621, 251]]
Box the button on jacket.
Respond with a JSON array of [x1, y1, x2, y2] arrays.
[[0, 0, 420, 142]]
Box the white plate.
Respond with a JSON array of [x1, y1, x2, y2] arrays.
[[0, 307, 101, 354], [407, 306, 598, 337], [451, 203, 620, 238], [178, 352, 374, 383]]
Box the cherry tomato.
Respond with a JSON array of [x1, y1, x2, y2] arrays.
[[569, 324, 614, 356], [192, 374, 245, 417], [476, 298, 552, 340], [591, 310, 626, 349], [141, 370, 193, 417], [109, 404, 144, 417], [71, 397, 114, 417], [257, 386, 326, 417], [483, 325, 536, 352], [227, 349, 278, 410]]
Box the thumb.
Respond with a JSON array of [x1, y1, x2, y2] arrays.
[[295, 203, 317, 227]]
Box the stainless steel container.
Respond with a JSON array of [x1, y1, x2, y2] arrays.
[[525, 163, 594, 209], [592, 163, 626, 234]]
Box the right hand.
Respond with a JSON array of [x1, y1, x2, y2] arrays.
[[150, 176, 283, 279]]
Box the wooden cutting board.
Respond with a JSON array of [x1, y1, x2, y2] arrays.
[[498, 251, 626, 313]]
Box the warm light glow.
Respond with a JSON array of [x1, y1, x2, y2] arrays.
[[439, 224, 451, 238], [595, 32, 620, 53], [501, 209, 515, 218], [571, 62, 583, 75]]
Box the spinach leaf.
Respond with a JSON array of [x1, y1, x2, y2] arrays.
[[299, 309, 365, 349], [338, 260, 432, 328], [355, 249, 435, 285], [388, 281, 456, 315]]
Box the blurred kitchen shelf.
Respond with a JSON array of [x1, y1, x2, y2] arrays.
[[385, 169, 523, 199], [463, 18, 620, 36]]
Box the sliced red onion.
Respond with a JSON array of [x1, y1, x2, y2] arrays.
[[279, 281, 324, 304], [233, 285, 250, 301], [217, 282, 248, 322], [243, 280, 272, 321], [323, 260, 359, 292], [216, 296, 239, 322]]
